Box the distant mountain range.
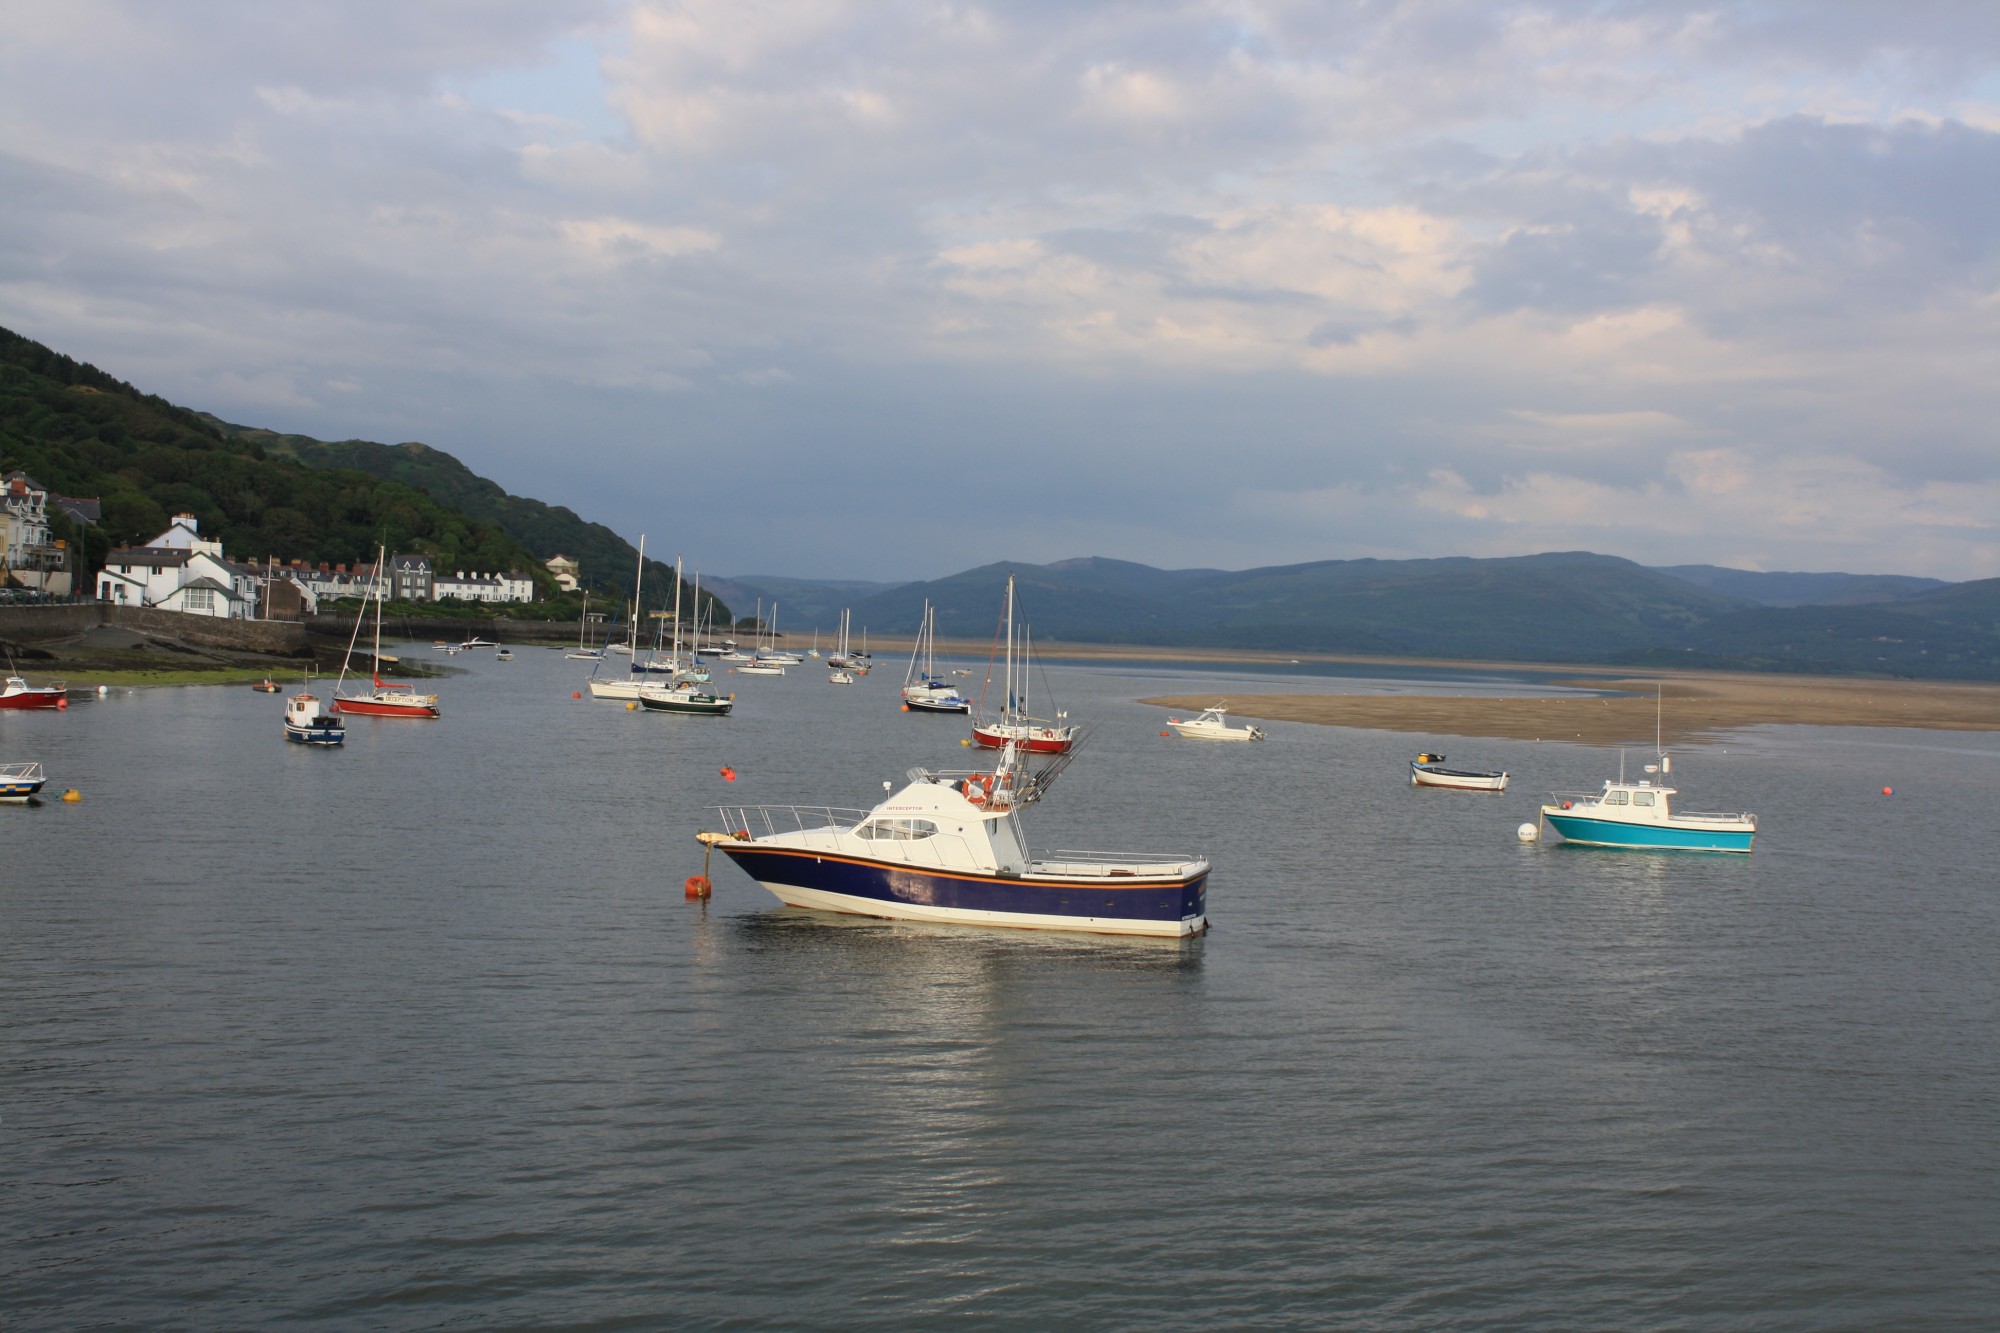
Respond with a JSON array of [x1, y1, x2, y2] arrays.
[[729, 555, 2000, 680], [5, 324, 1992, 678]]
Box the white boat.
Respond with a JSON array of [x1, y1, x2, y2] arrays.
[[1166, 704, 1264, 742], [702, 742, 1208, 937], [565, 591, 604, 660], [284, 691, 344, 746], [0, 760, 48, 801], [829, 669, 854, 684], [587, 537, 653, 697], [495, 649, 513, 662], [1410, 752, 1505, 790], [734, 661, 786, 676], [901, 600, 969, 713]]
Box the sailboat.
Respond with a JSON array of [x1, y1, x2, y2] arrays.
[[971, 575, 1075, 753], [759, 602, 801, 665], [902, 601, 969, 713], [588, 538, 652, 700], [736, 599, 786, 675], [638, 557, 734, 716], [334, 547, 440, 718], [565, 590, 603, 660], [827, 608, 857, 669]]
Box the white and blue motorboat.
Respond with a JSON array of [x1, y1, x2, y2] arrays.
[[702, 746, 1209, 937], [0, 760, 48, 801], [1539, 754, 1754, 852], [284, 690, 345, 746]]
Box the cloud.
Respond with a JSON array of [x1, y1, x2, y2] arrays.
[[2, 2, 1998, 579]]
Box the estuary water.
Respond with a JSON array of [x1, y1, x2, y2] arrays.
[[4, 648, 1996, 1329]]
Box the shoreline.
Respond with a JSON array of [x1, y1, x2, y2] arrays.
[[1141, 671, 2000, 745]]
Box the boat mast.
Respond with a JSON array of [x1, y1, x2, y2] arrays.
[[1004, 575, 1016, 723], [632, 536, 646, 656], [371, 543, 386, 678]]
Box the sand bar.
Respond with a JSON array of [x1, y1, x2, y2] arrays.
[[1141, 671, 2000, 745]]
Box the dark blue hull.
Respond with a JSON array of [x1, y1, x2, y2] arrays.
[[718, 845, 1207, 935]]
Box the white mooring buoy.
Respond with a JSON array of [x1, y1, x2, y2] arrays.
[[1516, 822, 1539, 842]]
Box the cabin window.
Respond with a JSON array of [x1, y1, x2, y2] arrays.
[[1632, 791, 1655, 807], [1605, 790, 1629, 806], [858, 819, 937, 841]]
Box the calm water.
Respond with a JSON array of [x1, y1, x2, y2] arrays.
[[4, 650, 1996, 1329]]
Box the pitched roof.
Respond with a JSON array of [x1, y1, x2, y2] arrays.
[[106, 547, 191, 569]]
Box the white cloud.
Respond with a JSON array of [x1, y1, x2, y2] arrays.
[[2, 1, 1998, 578]]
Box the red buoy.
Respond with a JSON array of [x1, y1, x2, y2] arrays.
[[684, 875, 711, 899], [720, 766, 736, 782], [1882, 786, 1893, 796], [571, 691, 582, 699]]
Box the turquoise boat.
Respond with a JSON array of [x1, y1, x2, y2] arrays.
[[1540, 756, 1756, 853]]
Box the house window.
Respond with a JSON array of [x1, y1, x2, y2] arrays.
[[186, 586, 213, 611]]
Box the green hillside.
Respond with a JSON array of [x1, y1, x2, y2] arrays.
[[209, 419, 710, 613], [0, 326, 543, 586]]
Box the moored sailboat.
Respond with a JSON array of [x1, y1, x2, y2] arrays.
[[902, 601, 969, 713], [334, 547, 439, 719], [971, 576, 1077, 753]]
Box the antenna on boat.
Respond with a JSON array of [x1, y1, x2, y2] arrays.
[[1654, 680, 1671, 773]]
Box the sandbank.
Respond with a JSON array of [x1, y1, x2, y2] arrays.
[[1141, 671, 2000, 745]]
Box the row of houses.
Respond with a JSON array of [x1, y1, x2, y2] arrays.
[[4, 470, 586, 618], [91, 512, 544, 620], [2, 470, 97, 594]]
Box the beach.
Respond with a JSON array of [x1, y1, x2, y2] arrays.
[[1140, 670, 2000, 745]]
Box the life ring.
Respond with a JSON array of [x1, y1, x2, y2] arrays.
[[961, 774, 992, 805]]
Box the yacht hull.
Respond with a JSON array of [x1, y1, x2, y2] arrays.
[[718, 845, 1207, 936], [1541, 810, 1753, 852], [971, 723, 1075, 753]]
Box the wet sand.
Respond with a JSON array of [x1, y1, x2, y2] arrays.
[[1140, 671, 2000, 745]]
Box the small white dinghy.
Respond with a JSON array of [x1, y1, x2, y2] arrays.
[[1166, 704, 1265, 742], [1410, 753, 1507, 791]]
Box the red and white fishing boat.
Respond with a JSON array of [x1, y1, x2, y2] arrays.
[[970, 575, 1077, 754], [333, 545, 440, 719], [0, 675, 67, 710]]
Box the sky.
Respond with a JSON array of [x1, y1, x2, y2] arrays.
[[3, 1, 1998, 582]]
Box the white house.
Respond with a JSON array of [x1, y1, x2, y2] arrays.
[[96, 516, 259, 618], [433, 569, 536, 603]]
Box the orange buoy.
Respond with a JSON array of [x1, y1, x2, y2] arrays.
[[1882, 786, 1893, 796], [1160, 731, 1170, 737], [901, 703, 910, 711], [684, 875, 712, 899], [56, 698, 68, 709], [572, 690, 582, 699], [720, 766, 736, 782]]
